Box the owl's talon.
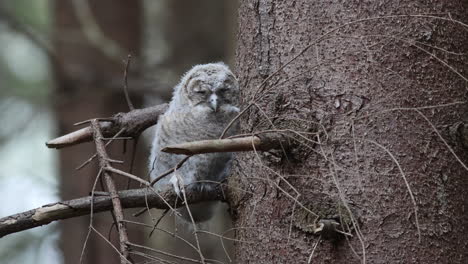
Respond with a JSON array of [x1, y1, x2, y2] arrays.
[[169, 175, 182, 196]]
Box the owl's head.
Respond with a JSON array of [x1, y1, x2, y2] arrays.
[[173, 63, 239, 113]]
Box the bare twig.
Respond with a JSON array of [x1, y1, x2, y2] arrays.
[[307, 237, 321, 264], [123, 54, 135, 111], [150, 156, 191, 186], [80, 167, 104, 264], [105, 166, 150, 187], [328, 151, 367, 263], [91, 120, 132, 264], [179, 182, 206, 264], [75, 128, 125, 170], [123, 220, 199, 253], [127, 242, 207, 264], [74, 118, 115, 126], [364, 139, 421, 242], [148, 209, 169, 237], [220, 103, 254, 139]]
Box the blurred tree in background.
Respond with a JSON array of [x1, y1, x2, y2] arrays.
[[53, 1, 143, 263], [0, 1, 60, 263]]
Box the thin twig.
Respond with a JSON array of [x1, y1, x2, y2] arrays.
[[148, 208, 169, 238], [122, 220, 200, 254], [307, 237, 321, 264], [91, 227, 133, 264], [328, 151, 367, 263], [123, 54, 135, 111], [75, 128, 125, 170], [80, 167, 103, 264], [179, 181, 206, 264], [127, 242, 207, 264], [364, 139, 421, 242], [150, 156, 191, 186], [74, 118, 115, 126], [105, 166, 150, 187], [102, 137, 133, 141], [126, 136, 139, 189], [220, 104, 254, 139], [91, 120, 132, 264], [413, 109, 468, 172]]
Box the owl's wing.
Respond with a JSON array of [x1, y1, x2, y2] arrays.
[[149, 112, 191, 190]]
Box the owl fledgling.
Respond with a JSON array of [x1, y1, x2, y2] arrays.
[[149, 62, 240, 222]]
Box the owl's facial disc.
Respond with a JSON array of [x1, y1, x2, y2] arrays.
[[187, 69, 238, 113]]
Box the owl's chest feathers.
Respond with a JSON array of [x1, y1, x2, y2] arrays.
[[160, 110, 233, 144], [153, 109, 234, 188]]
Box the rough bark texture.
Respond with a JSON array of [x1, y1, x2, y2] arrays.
[[53, 1, 143, 263], [233, 1, 468, 263]]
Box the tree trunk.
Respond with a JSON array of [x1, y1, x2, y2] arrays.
[[52, 1, 142, 263], [233, 1, 468, 263]]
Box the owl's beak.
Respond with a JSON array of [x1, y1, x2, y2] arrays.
[[209, 94, 218, 112]]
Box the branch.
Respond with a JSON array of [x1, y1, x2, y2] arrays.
[[46, 104, 168, 149], [0, 187, 225, 238], [91, 119, 131, 263], [161, 133, 287, 155]]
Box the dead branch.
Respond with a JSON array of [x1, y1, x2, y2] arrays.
[[0, 187, 225, 238], [123, 54, 135, 111], [91, 120, 131, 263], [46, 104, 168, 149], [161, 133, 288, 155]]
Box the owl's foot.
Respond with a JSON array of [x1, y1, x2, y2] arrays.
[[169, 174, 183, 197]]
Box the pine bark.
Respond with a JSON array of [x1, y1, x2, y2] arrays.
[[233, 1, 468, 263]]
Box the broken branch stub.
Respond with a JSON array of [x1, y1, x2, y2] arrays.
[[46, 103, 169, 149], [161, 133, 288, 155]]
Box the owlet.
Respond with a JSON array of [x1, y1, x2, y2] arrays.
[[149, 62, 240, 222]]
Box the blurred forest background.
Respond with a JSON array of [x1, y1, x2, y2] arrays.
[[0, 0, 237, 263]]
